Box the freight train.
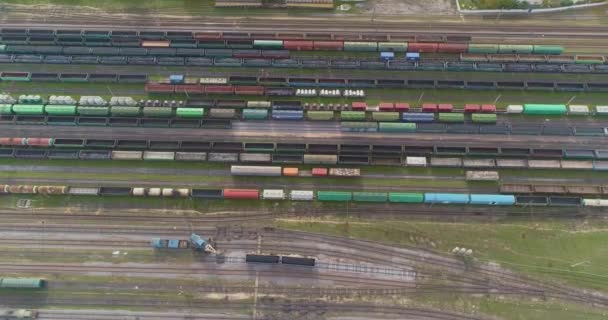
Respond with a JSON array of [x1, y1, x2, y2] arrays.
[[0, 183, 604, 208], [0, 28, 473, 42], [0, 43, 567, 57], [1, 101, 606, 124], [1, 140, 607, 170], [246, 254, 316, 266]]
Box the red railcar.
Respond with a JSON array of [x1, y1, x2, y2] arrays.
[[312, 168, 328, 177], [464, 104, 481, 113], [145, 83, 175, 93], [378, 102, 394, 111], [481, 104, 497, 113], [438, 104, 453, 112], [408, 42, 439, 53], [26, 138, 54, 147], [174, 85, 204, 94], [351, 102, 367, 111], [395, 103, 410, 112], [235, 86, 265, 96], [204, 85, 235, 94], [0, 138, 26, 145], [223, 189, 260, 200], [283, 40, 314, 51], [313, 41, 344, 50], [421, 103, 438, 113]]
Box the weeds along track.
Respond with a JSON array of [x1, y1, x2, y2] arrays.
[[267, 230, 608, 306], [2, 4, 608, 38], [3, 297, 491, 320]]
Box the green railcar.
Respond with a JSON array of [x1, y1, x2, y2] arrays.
[[77, 106, 110, 116], [45, 105, 77, 116], [0, 104, 13, 115], [306, 111, 334, 121], [242, 108, 268, 120], [498, 44, 533, 54], [532, 45, 564, 55], [471, 113, 497, 123], [344, 41, 378, 52], [438, 112, 465, 123], [388, 192, 424, 203], [378, 122, 416, 133], [0, 278, 44, 289], [353, 192, 388, 202], [143, 107, 173, 118], [0, 44, 6, 53], [339, 111, 366, 121], [317, 191, 352, 202], [12, 104, 44, 115], [110, 106, 141, 117], [523, 104, 567, 115], [372, 112, 399, 122], [378, 42, 408, 52], [176, 107, 205, 118], [467, 44, 498, 54], [253, 40, 283, 49]]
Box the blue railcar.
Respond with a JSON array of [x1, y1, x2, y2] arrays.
[[469, 194, 516, 205], [272, 110, 304, 120], [424, 193, 470, 204], [380, 52, 395, 61], [406, 52, 420, 61], [169, 74, 184, 84], [402, 112, 435, 122], [151, 238, 190, 249]]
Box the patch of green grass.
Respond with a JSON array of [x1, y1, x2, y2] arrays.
[[3, 76, 608, 108], [276, 217, 608, 292], [410, 294, 608, 320], [0, 166, 475, 190], [0, 0, 334, 17]]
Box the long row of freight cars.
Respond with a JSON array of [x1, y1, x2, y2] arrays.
[[1, 147, 607, 171], [0, 34, 561, 54], [461, 53, 605, 65], [7, 103, 597, 121], [0, 28, 473, 42], [2, 72, 606, 93], [4, 55, 607, 75], [3, 137, 607, 160], [0, 42, 565, 55], [0, 183, 600, 207]]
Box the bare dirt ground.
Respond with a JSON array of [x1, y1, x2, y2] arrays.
[[359, 0, 458, 15]]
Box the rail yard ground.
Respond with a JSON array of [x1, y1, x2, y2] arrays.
[[2, 5, 608, 320], [4, 78, 608, 108]]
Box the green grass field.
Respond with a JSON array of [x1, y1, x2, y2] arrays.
[[0, 0, 335, 16], [276, 217, 608, 293], [3, 80, 608, 109]]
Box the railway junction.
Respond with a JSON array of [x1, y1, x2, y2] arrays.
[[0, 2, 608, 320]]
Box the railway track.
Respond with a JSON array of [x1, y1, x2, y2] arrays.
[[266, 229, 608, 306], [0, 226, 604, 305], [2, 6, 608, 37], [10, 300, 490, 320]]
